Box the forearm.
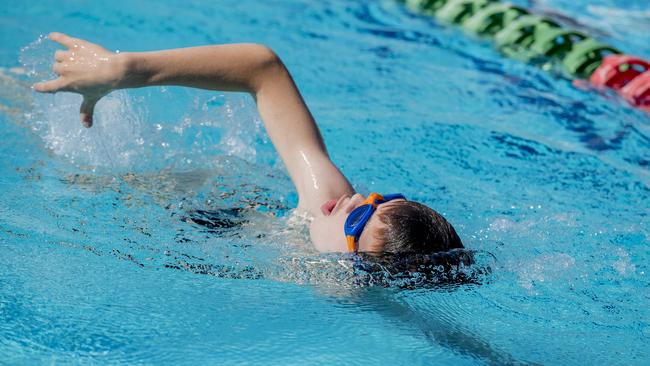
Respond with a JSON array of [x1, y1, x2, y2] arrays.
[[118, 44, 277, 93]]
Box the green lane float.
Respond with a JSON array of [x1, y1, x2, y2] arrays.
[[562, 38, 620, 78], [436, 0, 494, 24], [529, 29, 588, 59], [494, 16, 559, 59], [405, 0, 450, 15], [463, 3, 528, 35]]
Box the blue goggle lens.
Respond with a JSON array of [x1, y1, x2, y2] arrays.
[[346, 205, 370, 229]]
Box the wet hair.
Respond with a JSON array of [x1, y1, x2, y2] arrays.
[[375, 201, 464, 254], [360, 204, 478, 289]]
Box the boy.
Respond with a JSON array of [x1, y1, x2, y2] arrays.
[[35, 32, 464, 255]]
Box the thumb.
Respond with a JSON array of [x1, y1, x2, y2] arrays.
[[80, 95, 100, 128]]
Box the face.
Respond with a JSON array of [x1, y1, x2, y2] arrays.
[[309, 193, 403, 253]]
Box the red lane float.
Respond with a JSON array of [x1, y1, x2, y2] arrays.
[[590, 55, 650, 90], [621, 70, 650, 112], [590, 54, 650, 112]]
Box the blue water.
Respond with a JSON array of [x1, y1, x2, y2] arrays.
[[1, 0, 649, 364]]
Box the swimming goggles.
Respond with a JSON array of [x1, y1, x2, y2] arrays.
[[344, 193, 406, 252]]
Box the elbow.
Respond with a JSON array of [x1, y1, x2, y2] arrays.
[[254, 44, 282, 69], [248, 44, 287, 92]]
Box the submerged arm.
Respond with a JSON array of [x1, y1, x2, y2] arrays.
[[35, 32, 354, 214]]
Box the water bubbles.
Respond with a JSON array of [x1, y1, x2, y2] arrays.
[[25, 89, 146, 170], [611, 247, 636, 277], [515, 252, 578, 292], [489, 217, 514, 232]]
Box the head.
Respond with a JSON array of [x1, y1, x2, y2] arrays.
[[309, 193, 464, 254]]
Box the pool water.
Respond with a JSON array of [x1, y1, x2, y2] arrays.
[[1, 0, 649, 364]]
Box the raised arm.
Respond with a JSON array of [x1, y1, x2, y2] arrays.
[[35, 32, 354, 214]]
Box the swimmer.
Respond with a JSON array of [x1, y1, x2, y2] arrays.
[[34, 32, 465, 255]]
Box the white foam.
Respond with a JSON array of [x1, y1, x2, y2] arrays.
[[611, 247, 636, 277], [517, 252, 577, 291]]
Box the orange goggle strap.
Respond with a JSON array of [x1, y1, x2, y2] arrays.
[[364, 193, 384, 207], [346, 235, 357, 252]]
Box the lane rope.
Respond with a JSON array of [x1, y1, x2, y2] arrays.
[[403, 0, 650, 113]]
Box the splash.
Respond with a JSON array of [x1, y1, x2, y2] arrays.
[[18, 36, 268, 172], [20, 36, 146, 171]]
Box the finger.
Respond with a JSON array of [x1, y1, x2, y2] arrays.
[[49, 32, 85, 50], [33, 78, 66, 93], [52, 62, 65, 75], [80, 95, 99, 128], [54, 50, 69, 62]]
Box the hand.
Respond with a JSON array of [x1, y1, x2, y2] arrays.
[[34, 32, 125, 127]]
